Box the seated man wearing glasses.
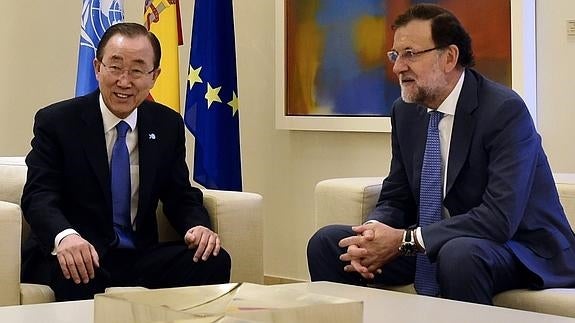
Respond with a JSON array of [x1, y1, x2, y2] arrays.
[[307, 4, 575, 305], [21, 22, 231, 301]]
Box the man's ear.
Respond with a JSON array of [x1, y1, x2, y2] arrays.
[[151, 67, 162, 82], [444, 44, 459, 72], [93, 59, 101, 80]]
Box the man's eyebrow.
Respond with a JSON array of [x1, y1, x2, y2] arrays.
[[107, 55, 123, 61], [130, 58, 148, 65], [106, 56, 149, 66]]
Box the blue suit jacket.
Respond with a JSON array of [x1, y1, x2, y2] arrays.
[[21, 91, 210, 265], [368, 69, 575, 288]]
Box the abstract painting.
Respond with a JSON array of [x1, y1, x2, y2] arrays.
[[284, 0, 511, 118]]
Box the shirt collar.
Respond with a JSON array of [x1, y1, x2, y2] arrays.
[[99, 94, 138, 133], [428, 70, 465, 117]]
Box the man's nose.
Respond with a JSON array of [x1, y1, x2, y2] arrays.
[[392, 58, 408, 75], [116, 73, 132, 86]]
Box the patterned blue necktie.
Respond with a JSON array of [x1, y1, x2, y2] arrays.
[[111, 121, 135, 248], [414, 111, 443, 296]]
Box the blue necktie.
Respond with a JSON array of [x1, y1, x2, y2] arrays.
[[111, 121, 134, 248], [414, 111, 443, 296]]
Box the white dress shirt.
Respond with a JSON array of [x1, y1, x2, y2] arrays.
[[100, 96, 140, 229], [52, 95, 140, 254], [366, 71, 465, 251], [415, 70, 465, 249]]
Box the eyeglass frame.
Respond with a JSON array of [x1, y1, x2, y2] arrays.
[[98, 60, 156, 79], [386, 46, 447, 64]]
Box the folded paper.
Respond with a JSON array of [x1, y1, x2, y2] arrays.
[[94, 283, 362, 323]]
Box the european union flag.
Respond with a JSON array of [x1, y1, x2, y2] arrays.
[[184, 0, 242, 191], [75, 0, 124, 96]]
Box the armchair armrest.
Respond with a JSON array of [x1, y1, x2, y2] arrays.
[[203, 189, 263, 284], [0, 201, 22, 305], [156, 190, 263, 284], [556, 183, 575, 229], [314, 177, 384, 228]]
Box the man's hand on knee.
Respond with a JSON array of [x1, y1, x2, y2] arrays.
[[184, 225, 221, 262], [338, 222, 404, 279], [56, 234, 99, 284]]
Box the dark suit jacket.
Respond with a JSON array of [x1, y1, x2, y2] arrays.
[[368, 69, 575, 289], [21, 91, 210, 278]]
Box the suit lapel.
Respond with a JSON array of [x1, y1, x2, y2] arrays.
[[412, 106, 431, 200], [79, 92, 111, 205], [445, 70, 479, 195], [136, 103, 160, 215]]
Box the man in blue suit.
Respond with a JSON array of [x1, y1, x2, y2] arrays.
[[307, 4, 575, 304], [21, 23, 230, 301]]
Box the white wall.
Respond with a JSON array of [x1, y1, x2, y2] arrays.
[[0, 1, 573, 282], [0, 2, 79, 155], [536, 1, 575, 173]]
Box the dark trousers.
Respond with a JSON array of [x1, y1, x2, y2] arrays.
[[307, 224, 528, 305], [47, 241, 231, 301]]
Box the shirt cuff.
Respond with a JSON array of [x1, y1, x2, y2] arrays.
[[415, 227, 426, 251], [363, 220, 380, 225], [51, 229, 79, 255]]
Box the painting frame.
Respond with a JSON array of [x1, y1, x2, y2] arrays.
[[275, 0, 537, 132]]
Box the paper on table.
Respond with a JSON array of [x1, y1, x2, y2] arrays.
[[94, 283, 362, 323]]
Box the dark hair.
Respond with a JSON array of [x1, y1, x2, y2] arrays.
[[393, 4, 475, 68], [96, 22, 162, 69]]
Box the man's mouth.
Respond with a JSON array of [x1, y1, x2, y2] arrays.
[[114, 93, 130, 99], [400, 77, 415, 84]]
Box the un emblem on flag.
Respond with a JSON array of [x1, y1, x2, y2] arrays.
[[77, 0, 125, 96], [80, 0, 124, 47]]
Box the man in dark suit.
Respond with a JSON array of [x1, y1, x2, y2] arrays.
[[307, 4, 575, 305], [21, 23, 231, 301]]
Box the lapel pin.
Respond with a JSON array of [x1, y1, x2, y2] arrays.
[[148, 133, 156, 140]]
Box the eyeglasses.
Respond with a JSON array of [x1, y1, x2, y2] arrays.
[[386, 47, 444, 63], [99, 61, 155, 79]]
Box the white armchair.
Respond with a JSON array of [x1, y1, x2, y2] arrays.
[[315, 177, 575, 318], [0, 157, 263, 305]]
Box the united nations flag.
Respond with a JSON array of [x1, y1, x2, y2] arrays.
[[75, 0, 124, 97]]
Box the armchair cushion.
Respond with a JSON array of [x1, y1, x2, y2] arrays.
[[315, 177, 382, 228], [0, 201, 22, 305], [315, 177, 575, 318]]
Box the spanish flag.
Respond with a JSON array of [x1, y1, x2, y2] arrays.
[[144, 0, 183, 112]]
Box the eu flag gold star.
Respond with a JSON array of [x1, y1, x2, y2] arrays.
[[205, 83, 222, 109], [227, 91, 239, 116], [188, 65, 203, 90]]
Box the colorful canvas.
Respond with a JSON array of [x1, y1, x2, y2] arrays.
[[285, 0, 511, 117]]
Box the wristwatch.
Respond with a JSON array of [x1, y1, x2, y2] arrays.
[[398, 229, 418, 256]]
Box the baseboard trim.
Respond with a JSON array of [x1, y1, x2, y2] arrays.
[[263, 275, 307, 285]]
